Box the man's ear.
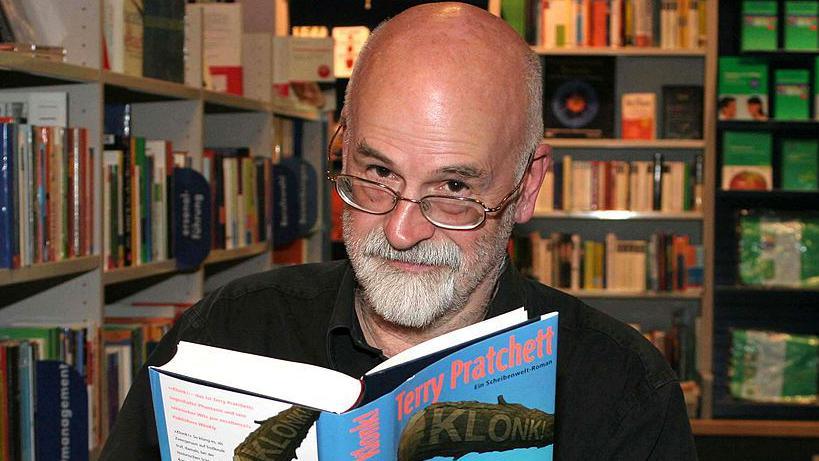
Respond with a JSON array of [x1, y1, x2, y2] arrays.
[[514, 143, 551, 224]]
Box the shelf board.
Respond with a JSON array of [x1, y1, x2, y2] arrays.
[[533, 46, 706, 56], [0, 52, 99, 86], [270, 98, 323, 121], [718, 120, 819, 132], [715, 284, 819, 294], [691, 419, 819, 438], [544, 138, 704, 149], [102, 71, 200, 102], [204, 241, 270, 265], [0, 256, 100, 287], [564, 289, 703, 299], [532, 210, 703, 221], [102, 259, 179, 286], [203, 90, 269, 113]]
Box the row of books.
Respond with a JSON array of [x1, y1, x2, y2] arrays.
[[0, 122, 94, 269], [718, 56, 819, 122], [741, 0, 819, 52], [0, 324, 99, 459], [621, 86, 703, 140], [504, 0, 705, 49], [722, 131, 818, 192], [202, 149, 273, 251], [516, 231, 704, 292], [535, 154, 705, 213]]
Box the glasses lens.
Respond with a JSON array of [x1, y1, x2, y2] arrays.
[[422, 196, 486, 229], [336, 176, 397, 214]]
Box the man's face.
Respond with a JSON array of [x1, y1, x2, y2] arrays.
[[342, 70, 525, 328], [722, 100, 737, 118]]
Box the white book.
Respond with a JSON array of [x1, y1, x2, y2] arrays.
[[535, 169, 555, 213], [612, 161, 630, 210], [610, 0, 623, 47], [202, 3, 243, 93], [145, 140, 168, 261], [572, 160, 592, 211], [570, 234, 582, 290], [184, 4, 204, 88], [104, 0, 125, 73]]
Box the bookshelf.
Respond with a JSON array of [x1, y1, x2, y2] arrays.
[[0, 1, 330, 456], [532, 210, 704, 220], [533, 46, 707, 56]]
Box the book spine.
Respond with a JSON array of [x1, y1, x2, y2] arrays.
[[0, 123, 13, 268], [652, 153, 663, 211]]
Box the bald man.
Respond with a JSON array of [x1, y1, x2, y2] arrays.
[[100, 3, 696, 460]]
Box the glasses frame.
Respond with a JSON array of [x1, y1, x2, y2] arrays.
[[325, 122, 544, 231]]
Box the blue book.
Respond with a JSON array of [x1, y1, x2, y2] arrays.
[[150, 309, 558, 461], [0, 122, 14, 268], [18, 341, 36, 461]]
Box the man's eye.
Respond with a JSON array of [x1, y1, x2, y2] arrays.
[[368, 165, 392, 178], [445, 180, 469, 194]]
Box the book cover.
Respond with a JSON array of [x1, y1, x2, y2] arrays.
[[781, 139, 818, 191], [0, 122, 13, 268], [774, 69, 810, 120], [741, 1, 778, 51], [544, 57, 615, 138], [621, 92, 656, 140], [784, 1, 819, 51], [739, 214, 819, 288], [150, 309, 558, 461], [718, 57, 769, 121], [143, 0, 185, 83], [661, 85, 703, 139], [202, 3, 243, 95], [124, 0, 144, 77], [722, 131, 773, 190], [816, 57, 819, 121]]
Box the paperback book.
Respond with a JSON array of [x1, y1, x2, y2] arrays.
[[741, 1, 778, 51], [718, 57, 769, 121], [781, 139, 818, 191], [773, 69, 811, 120], [784, 1, 819, 51], [150, 309, 558, 461], [661, 85, 703, 139], [621, 92, 656, 140], [721, 131, 773, 191]]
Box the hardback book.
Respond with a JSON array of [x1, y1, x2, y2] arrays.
[[544, 57, 615, 139], [717, 57, 769, 121], [150, 309, 559, 461], [773, 69, 810, 120], [621, 92, 657, 140], [721, 131, 773, 190], [741, 1, 778, 51], [143, 0, 185, 82], [195, 3, 243, 95], [781, 139, 818, 191], [784, 1, 819, 51], [661, 85, 703, 139]]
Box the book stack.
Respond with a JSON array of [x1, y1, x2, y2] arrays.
[[0, 324, 99, 459], [507, 0, 705, 49], [535, 153, 704, 213], [0, 108, 95, 269], [103, 104, 175, 270], [202, 148, 272, 251], [522, 231, 703, 293]]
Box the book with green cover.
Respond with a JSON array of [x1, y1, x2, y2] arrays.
[[722, 131, 773, 190], [741, 1, 779, 51], [774, 69, 810, 120], [739, 214, 819, 287], [785, 1, 819, 51], [815, 57, 819, 121], [718, 57, 769, 121], [782, 139, 819, 190]]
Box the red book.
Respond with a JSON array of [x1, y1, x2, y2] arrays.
[[591, 0, 609, 47]]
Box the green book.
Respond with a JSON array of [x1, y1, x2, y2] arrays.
[[774, 69, 810, 120], [718, 57, 769, 121], [741, 1, 779, 51], [782, 139, 819, 190], [0, 327, 60, 360], [722, 131, 773, 190], [501, 0, 527, 39], [815, 57, 819, 121], [785, 1, 819, 51]]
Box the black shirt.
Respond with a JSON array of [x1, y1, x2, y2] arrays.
[[99, 259, 697, 460]]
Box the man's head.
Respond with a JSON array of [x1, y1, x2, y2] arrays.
[[718, 97, 736, 119], [339, 2, 549, 328]]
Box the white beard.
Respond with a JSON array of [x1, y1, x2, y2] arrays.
[[343, 204, 516, 328]]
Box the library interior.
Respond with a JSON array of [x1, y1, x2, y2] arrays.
[[0, 0, 818, 460]]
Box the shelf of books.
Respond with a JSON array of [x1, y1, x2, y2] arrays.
[[102, 259, 179, 286], [532, 210, 704, 221], [102, 70, 201, 102], [546, 138, 706, 149], [0, 256, 100, 287], [0, 52, 99, 85], [709, 0, 819, 424], [204, 241, 270, 266], [202, 89, 270, 114], [533, 46, 707, 56]]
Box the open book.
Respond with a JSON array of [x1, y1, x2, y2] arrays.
[[149, 308, 558, 460]]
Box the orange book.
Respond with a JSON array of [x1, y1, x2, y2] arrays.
[[621, 93, 656, 139], [590, 0, 609, 46]]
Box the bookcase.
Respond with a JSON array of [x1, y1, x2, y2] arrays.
[[0, 0, 329, 456]]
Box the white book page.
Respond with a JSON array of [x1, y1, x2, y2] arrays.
[[365, 307, 528, 375], [155, 342, 361, 414]]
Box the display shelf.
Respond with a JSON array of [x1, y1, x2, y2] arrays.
[[717, 120, 819, 133], [691, 419, 819, 438], [203, 90, 270, 113], [204, 241, 270, 265], [0, 256, 100, 287], [0, 52, 99, 87], [545, 138, 705, 149], [565, 289, 703, 299], [102, 70, 200, 102], [533, 46, 706, 56], [270, 98, 323, 121], [102, 259, 179, 286], [532, 210, 704, 221], [715, 285, 819, 294]]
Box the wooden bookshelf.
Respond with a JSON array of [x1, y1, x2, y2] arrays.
[[532, 210, 704, 221], [0, 52, 99, 85], [270, 97, 323, 121], [203, 89, 270, 113], [566, 289, 703, 299], [204, 241, 270, 265], [0, 256, 100, 287], [545, 138, 705, 149], [691, 419, 819, 438], [102, 70, 200, 102], [533, 46, 706, 57], [102, 259, 179, 286]]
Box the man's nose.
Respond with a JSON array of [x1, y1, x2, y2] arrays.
[[383, 199, 436, 250]]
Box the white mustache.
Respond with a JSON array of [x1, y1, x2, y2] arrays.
[[359, 230, 462, 270]]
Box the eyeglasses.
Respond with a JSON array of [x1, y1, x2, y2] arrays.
[[326, 122, 544, 231]]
